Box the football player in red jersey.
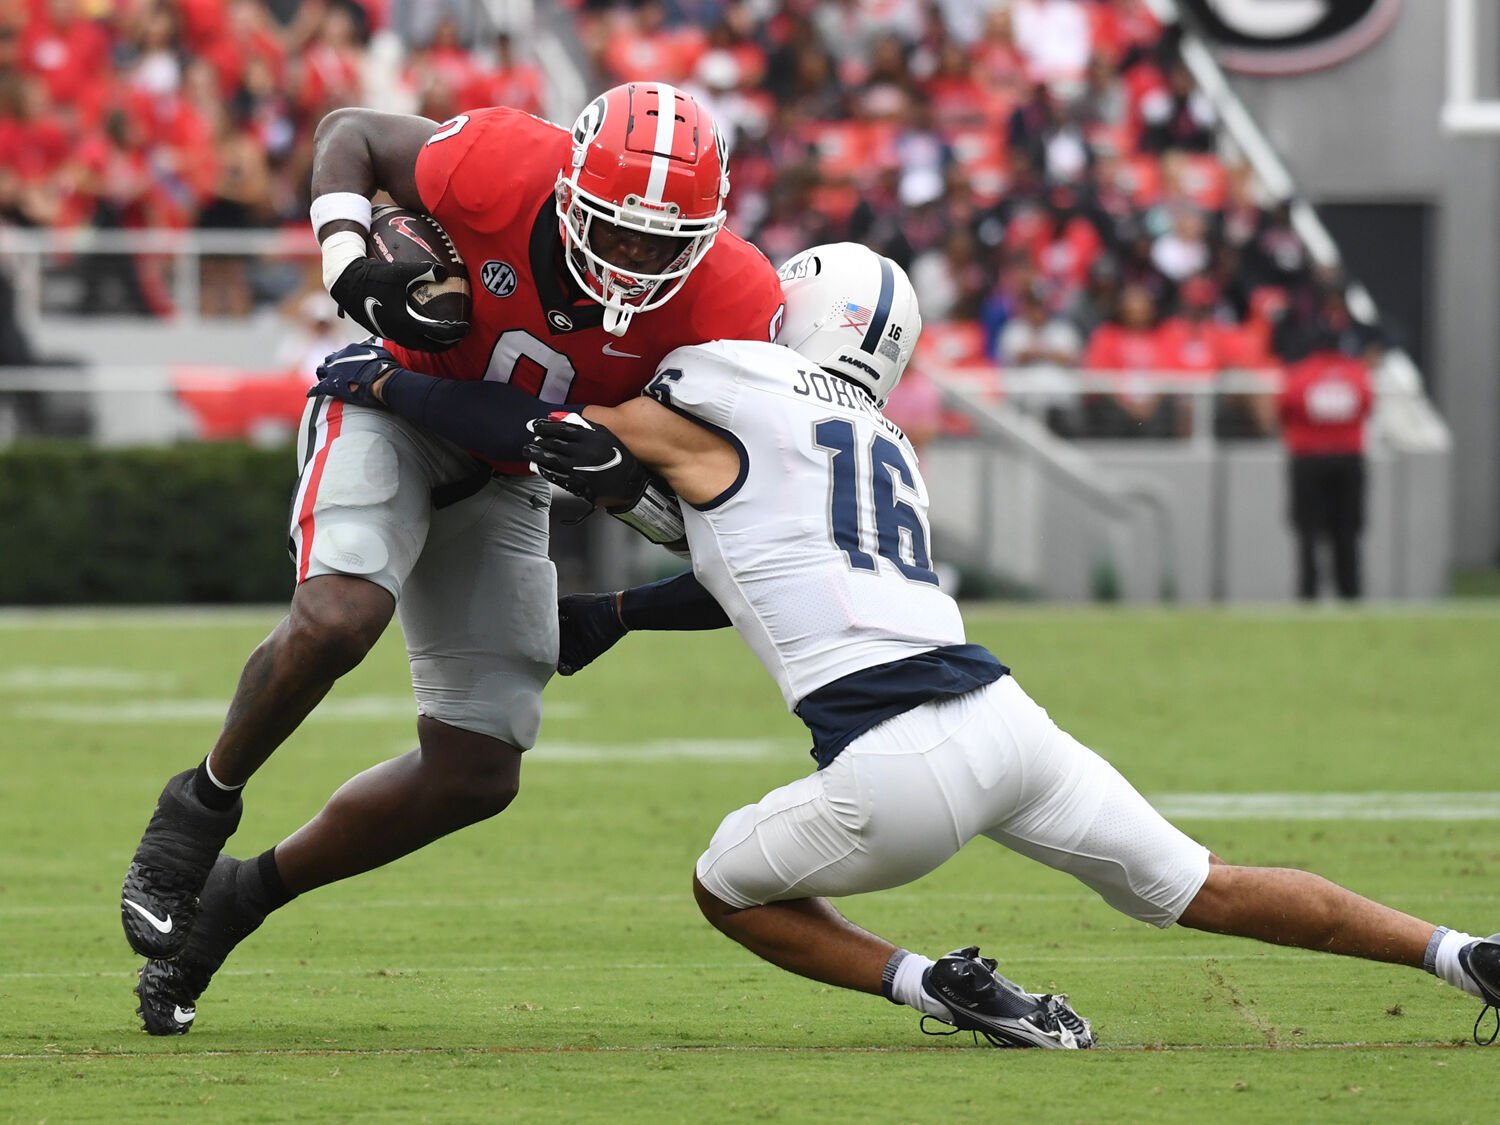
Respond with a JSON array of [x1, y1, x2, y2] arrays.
[[118, 83, 785, 1036]]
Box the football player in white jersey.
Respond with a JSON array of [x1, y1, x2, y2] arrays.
[[312, 243, 1500, 1048]]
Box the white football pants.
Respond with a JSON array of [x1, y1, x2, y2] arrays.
[[696, 675, 1211, 926]]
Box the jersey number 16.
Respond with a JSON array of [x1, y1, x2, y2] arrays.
[[814, 418, 938, 586]]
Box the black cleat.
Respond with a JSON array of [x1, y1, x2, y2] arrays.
[[135, 959, 200, 1036], [135, 855, 268, 1036], [121, 768, 241, 958], [920, 946, 1095, 1049], [1458, 933, 1500, 1046]]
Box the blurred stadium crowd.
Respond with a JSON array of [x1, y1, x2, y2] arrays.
[[0, 0, 1384, 441]]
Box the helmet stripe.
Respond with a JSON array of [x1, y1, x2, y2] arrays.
[[860, 257, 895, 354], [646, 82, 677, 202]]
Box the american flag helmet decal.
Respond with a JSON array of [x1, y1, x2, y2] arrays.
[[840, 301, 873, 331]]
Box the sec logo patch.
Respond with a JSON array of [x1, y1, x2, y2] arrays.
[[481, 260, 517, 298]]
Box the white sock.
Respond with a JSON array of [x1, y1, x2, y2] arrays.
[[889, 952, 949, 1018], [1429, 928, 1482, 997]]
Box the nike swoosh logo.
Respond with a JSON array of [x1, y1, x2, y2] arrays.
[[327, 350, 380, 367], [363, 297, 389, 338], [575, 450, 623, 472], [601, 343, 642, 359], [124, 898, 173, 934], [173, 1005, 196, 1025]]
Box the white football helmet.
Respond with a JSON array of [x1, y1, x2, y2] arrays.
[[774, 242, 921, 407]]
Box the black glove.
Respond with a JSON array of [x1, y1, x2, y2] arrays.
[[524, 415, 649, 508], [310, 341, 401, 407], [557, 592, 627, 676], [526, 415, 688, 551], [329, 257, 468, 352]]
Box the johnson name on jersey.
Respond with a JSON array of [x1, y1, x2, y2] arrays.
[[646, 338, 966, 710]]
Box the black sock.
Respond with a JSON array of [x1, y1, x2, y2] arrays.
[[192, 758, 242, 812], [250, 848, 297, 912]]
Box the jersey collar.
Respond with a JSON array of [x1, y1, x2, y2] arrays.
[[528, 200, 605, 334]]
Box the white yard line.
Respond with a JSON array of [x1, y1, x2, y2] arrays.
[[1153, 792, 1500, 820], [0, 667, 178, 691], [0, 606, 286, 629], [15, 698, 584, 723], [534, 739, 792, 762]]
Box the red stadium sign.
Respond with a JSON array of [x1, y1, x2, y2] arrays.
[[1178, 0, 1403, 76]]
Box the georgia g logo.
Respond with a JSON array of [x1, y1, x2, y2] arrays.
[[1179, 0, 1401, 76], [571, 95, 607, 149]]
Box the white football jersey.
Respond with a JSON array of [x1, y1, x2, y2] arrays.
[[646, 338, 966, 710]]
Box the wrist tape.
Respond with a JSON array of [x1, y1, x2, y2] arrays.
[[309, 191, 373, 238], [321, 229, 369, 294], [609, 480, 685, 545]]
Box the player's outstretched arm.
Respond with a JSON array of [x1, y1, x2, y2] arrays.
[[311, 342, 558, 459], [557, 573, 731, 676], [309, 109, 466, 350]]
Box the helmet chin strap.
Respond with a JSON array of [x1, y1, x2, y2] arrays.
[[603, 305, 634, 336]]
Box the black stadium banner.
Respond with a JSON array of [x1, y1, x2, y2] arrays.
[[1176, 0, 1403, 76]]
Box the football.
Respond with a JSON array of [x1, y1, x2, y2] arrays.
[[369, 204, 472, 351]]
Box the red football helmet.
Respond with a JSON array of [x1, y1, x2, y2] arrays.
[[555, 83, 730, 335]]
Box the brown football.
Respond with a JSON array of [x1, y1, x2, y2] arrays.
[[369, 204, 472, 351]]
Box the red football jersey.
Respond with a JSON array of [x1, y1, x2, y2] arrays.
[[390, 107, 785, 472]]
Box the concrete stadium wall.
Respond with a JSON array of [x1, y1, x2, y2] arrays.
[[925, 434, 1449, 604], [1223, 3, 1500, 567]]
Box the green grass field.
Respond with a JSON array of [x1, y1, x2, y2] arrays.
[[2, 603, 1498, 1123]]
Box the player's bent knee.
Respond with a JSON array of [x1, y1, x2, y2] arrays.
[[429, 762, 519, 825], [286, 575, 393, 675], [447, 778, 519, 824], [1176, 862, 1240, 931], [692, 873, 737, 929], [415, 716, 522, 821]]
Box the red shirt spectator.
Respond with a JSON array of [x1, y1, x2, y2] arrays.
[[1084, 317, 1175, 371], [1010, 197, 1103, 293], [1088, 0, 1161, 61], [925, 44, 993, 131], [61, 111, 155, 228], [0, 77, 72, 184], [461, 33, 545, 115], [1278, 351, 1373, 456], [174, 0, 228, 53], [18, 0, 110, 108], [426, 21, 481, 102], [296, 6, 364, 114], [1158, 317, 1219, 375], [600, 7, 706, 86], [971, 6, 1030, 105], [200, 3, 286, 100]]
